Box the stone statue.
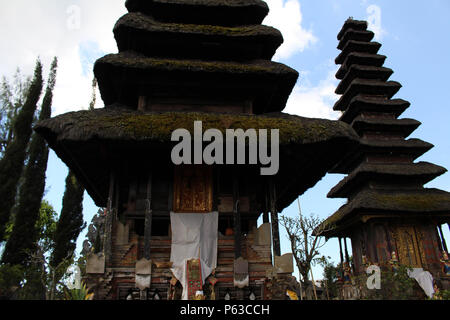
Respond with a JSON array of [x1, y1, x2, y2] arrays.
[[440, 251, 450, 276], [343, 262, 352, 285], [389, 251, 399, 273], [82, 209, 106, 256]]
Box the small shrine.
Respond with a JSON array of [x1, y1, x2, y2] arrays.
[[316, 19, 450, 293], [35, 0, 358, 300]]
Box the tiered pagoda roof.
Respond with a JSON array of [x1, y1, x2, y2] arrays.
[[95, 0, 297, 113], [35, 1, 359, 211], [319, 19, 450, 237]]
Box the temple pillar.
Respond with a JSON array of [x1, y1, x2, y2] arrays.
[[438, 224, 448, 253], [344, 238, 350, 264], [269, 179, 281, 257], [384, 224, 393, 254], [338, 237, 344, 277], [104, 171, 115, 267], [263, 211, 270, 224], [233, 170, 241, 258], [263, 181, 270, 224], [144, 172, 153, 260]]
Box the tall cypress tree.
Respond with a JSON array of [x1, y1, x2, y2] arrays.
[[50, 171, 85, 269], [2, 58, 58, 265], [50, 76, 96, 269], [0, 60, 43, 242], [0, 69, 31, 155]]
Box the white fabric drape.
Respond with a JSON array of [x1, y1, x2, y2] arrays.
[[407, 268, 434, 298], [170, 211, 218, 300]]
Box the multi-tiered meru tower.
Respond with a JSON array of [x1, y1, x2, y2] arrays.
[[317, 19, 450, 290], [36, 1, 358, 299]]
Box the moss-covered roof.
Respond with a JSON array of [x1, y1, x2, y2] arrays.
[[334, 79, 402, 111], [337, 29, 374, 50], [337, 19, 368, 40], [35, 108, 357, 144], [339, 96, 410, 124], [351, 116, 420, 137], [94, 52, 298, 113], [328, 161, 447, 198], [115, 12, 280, 38], [113, 12, 283, 60], [317, 188, 450, 236], [330, 137, 433, 174], [125, 0, 269, 26], [335, 40, 382, 65], [35, 108, 359, 208], [96, 51, 294, 75], [335, 65, 393, 95], [336, 52, 387, 80]]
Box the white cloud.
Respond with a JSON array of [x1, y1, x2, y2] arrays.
[[263, 0, 318, 60], [283, 68, 341, 120], [366, 4, 387, 41], [0, 1, 320, 115], [0, 0, 126, 115]]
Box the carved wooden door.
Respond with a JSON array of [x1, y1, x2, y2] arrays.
[[173, 165, 213, 213], [394, 226, 424, 268]]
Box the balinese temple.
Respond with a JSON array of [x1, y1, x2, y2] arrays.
[[35, 1, 359, 300], [316, 19, 450, 291]]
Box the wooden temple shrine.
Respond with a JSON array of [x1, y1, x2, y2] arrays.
[[35, 1, 450, 299], [35, 0, 360, 300], [316, 19, 450, 291]]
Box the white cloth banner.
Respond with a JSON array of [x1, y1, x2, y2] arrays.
[[407, 268, 435, 298], [170, 211, 218, 300]]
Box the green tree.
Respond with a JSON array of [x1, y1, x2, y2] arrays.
[[320, 259, 352, 299], [0, 60, 43, 241], [50, 171, 86, 278], [0, 201, 58, 300], [0, 264, 25, 299], [16, 201, 59, 300], [0, 69, 31, 155], [49, 75, 97, 283], [2, 57, 58, 266]]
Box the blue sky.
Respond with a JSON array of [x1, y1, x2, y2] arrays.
[[1, 0, 450, 281]]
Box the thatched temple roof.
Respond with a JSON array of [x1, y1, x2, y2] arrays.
[[318, 188, 450, 237], [113, 12, 283, 60], [316, 18, 450, 237], [37, 4, 362, 214], [36, 108, 359, 144], [94, 52, 298, 113], [328, 162, 447, 198], [125, 0, 270, 26], [35, 108, 359, 209]]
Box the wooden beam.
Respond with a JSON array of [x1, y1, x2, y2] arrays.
[[438, 224, 448, 253], [144, 172, 153, 260], [367, 223, 378, 263], [344, 238, 350, 264], [263, 181, 270, 224], [435, 226, 444, 252], [344, 237, 355, 275], [233, 169, 241, 259], [338, 237, 344, 277], [383, 223, 393, 254], [269, 178, 281, 257]]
